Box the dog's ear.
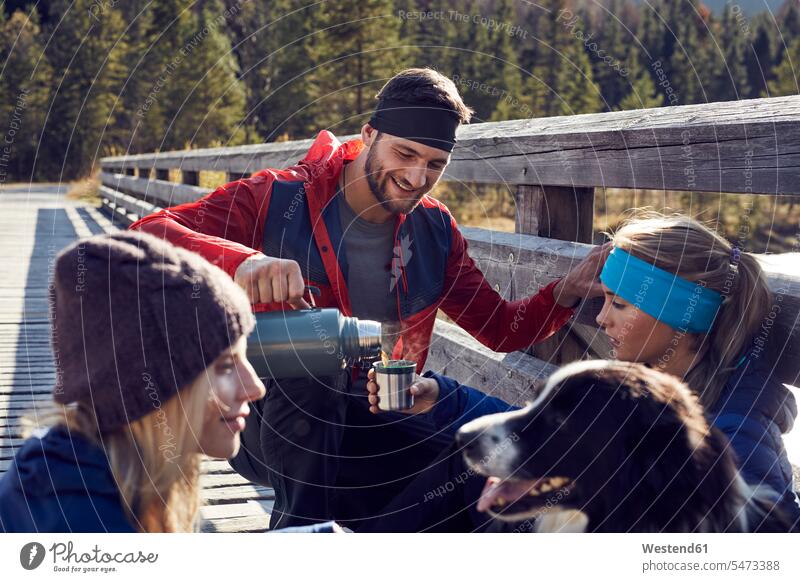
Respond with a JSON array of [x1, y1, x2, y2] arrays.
[[623, 396, 700, 484], [609, 400, 706, 530], [687, 425, 740, 493]]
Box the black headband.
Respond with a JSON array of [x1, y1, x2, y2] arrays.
[[368, 98, 460, 152]]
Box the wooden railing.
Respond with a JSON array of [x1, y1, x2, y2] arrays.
[[100, 95, 800, 406]]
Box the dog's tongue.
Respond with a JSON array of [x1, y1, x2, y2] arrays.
[[477, 476, 536, 513]]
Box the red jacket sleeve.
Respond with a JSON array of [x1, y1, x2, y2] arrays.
[[128, 177, 270, 279], [438, 220, 574, 353]]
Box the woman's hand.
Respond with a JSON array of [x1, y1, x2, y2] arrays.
[[366, 368, 440, 414]]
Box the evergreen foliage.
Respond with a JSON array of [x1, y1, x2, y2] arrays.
[[0, 0, 797, 180]]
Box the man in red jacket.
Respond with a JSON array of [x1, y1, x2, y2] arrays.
[[130, 68, 606, 529]]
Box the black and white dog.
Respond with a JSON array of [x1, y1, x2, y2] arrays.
[[456, 360, 790, 532]]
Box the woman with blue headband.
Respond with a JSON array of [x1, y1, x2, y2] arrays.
[[592, 214, 797, 521], [362, 212, 799, 530]]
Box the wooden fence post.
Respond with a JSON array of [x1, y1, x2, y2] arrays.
[[514, 185, 594, 243], [514, 184, 595, 364], [182, 170, 199, 186]]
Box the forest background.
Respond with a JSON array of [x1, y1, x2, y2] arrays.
[[2, 0, 799, 251]]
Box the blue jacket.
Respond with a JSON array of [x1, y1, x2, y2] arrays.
[[705, 355, 799, 524], [425, 351, 800, 525], [0, 425, 339, 533], [0, 425, 135, 532]]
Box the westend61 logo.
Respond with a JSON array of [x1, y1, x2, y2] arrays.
[[19, 541, 158, 574]]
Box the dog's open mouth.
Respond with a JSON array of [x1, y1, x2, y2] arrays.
[[477, 475, 575, 520]]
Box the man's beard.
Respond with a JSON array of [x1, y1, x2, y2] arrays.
[[364, 146, 426, 215]]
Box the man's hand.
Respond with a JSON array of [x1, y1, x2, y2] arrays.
[[553, 243, 611, 308], [234, 254, 311, 309], [366, 368, 440, 414]]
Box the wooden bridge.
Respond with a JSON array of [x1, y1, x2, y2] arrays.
[[2, 95, 799, 531]]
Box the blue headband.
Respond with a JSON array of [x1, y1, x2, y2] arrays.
[[600, 247, 723, 333]]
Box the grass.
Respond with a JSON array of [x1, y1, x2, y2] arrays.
[[78, 170, 798, 255], [436, 182, 800, 254], [66, 175, 101, 206]]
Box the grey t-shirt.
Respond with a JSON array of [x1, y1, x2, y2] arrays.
[[337, 187, 397, 324], [337, 188, 403, 390]]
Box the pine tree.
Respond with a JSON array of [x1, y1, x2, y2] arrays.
[[515, 0, 541, 79], [42, 0, 128, 179], [713, 4, 749, 101], [136, 0, 247, 151], [486, 0, 526, 122], [135, 0, 195, 151], [638, 0, 667, 67], [168, 0, 247, 149], [780, 0, 800, 39], [695, 4, 721, 102], [0, 6, 6, 127], [392, 0, 422, 72], [669, 4, 703, 104], [229, 0, 317, 141], [524, 0, 601, 117], [393, 0, 438, 70], [746, 12, 780, 98], [523, 2, 558, 117], [767, 0, 800, 95], [305, 0, 404, 134], [447, 4, 492, 122], [560, 38, 603, 115], [0, 8, 53, 180], [114, 0, 157, 154], [617, 48, 662, 110], [639, 0, 708, 105], [767, 37, 800, 96], [447, 0, 524, 123], [587, 0, 631, 110]]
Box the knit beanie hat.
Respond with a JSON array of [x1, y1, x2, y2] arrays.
[[50, 231, 255, 432]]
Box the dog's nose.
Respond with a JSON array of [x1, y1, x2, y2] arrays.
[[455, 430, 472, 451], [455, 430, 482, 457]]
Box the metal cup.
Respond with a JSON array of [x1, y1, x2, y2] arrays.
[[372, 360, 416, 411]]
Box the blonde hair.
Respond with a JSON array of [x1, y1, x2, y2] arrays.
[[609, 212, 772, 407], [24, 378, 212, 532]]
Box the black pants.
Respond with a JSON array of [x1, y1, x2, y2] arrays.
[[229, 370, 455, 530], [356, 440, 500, 532]]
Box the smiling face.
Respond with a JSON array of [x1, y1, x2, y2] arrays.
[[596, 283, 691, 366], [362, 127, 450, 215], [193, 336, 266, 459]]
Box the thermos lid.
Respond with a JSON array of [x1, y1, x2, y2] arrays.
[[356, 319, 382, 359]]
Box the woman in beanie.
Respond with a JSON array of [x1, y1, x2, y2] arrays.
[[0, 231, 336, 532]]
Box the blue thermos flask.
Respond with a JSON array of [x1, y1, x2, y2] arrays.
[[246, 307, 382, 379]]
